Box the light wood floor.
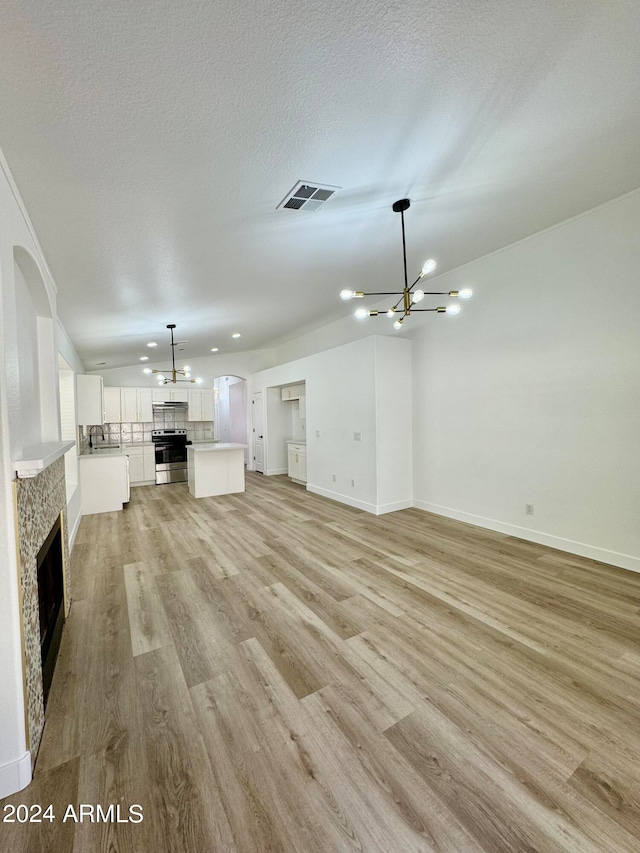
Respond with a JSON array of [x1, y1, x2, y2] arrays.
[[2, 473, 640, 852]]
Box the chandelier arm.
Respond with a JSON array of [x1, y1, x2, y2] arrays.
[[400, 209, 409, 291]]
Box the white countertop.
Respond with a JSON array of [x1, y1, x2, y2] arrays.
[[187, 442, 247, 452], [80, 446, 128, 458], [286, 439, 306, 445]]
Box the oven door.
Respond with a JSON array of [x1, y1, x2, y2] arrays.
[[154, 443, 188, 484], [154, 444, 187, 466]]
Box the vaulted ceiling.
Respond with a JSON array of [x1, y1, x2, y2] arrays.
[[1, 0, 639, 369]]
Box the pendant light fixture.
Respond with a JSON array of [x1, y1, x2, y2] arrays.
[[143, 324, 203, 384], [340, 199, 472, 328]]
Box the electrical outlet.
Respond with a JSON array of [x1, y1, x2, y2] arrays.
[[332, 474, 336, 482], [354, 432, 362, 441], [315, 430, 320, 438], [526, 504, 534, 515], [351, 479, 355, 487]]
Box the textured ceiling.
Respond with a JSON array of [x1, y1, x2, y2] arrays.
[[1, 0, 640, 369]]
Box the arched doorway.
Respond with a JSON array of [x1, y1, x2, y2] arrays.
[[213, 375, 248, 459]]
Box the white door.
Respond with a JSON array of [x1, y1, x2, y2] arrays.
[[252, 391, 264, 473]]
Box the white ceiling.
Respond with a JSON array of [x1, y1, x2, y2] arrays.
[[1, 0, 640, 369]]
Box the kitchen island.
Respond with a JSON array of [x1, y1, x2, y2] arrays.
[[187, 442, 248, 498]]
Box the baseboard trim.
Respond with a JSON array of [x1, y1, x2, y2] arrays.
[[414, 501, 640, 573], [377, 499, 414, 515], [68, 508, 82, 552], [307, 484, 378, 514], [0, 751, 32, 799], [265, 468, 288, 476], [306, 485, 412, 515]]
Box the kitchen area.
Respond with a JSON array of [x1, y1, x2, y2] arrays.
[[76, 375, 305, 516], [76, 376, 245, 513]]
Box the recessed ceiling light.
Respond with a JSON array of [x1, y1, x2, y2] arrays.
[[140, 356, 149, 361], [210, 347, 219, 352], [231, 332, 241, 339], [147, 341, 157, 348], [96, 362, 107, 366]]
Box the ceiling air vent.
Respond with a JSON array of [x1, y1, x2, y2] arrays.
[[277, 181, 340, 213]]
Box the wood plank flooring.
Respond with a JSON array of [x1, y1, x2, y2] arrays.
[[2, 472, 640, 852]]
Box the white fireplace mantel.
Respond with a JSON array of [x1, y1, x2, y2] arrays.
[[14, 441, 76, 479]]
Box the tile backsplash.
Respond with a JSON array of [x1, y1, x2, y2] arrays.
[[80, 411, 214, 446]]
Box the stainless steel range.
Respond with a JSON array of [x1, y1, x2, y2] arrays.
[[152, 429, 191, 484]]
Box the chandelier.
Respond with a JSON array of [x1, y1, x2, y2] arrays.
[[340, 198, 472, 328], [144, 324, 203, 385]]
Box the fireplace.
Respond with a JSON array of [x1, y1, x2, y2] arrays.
[[14, 456, 71, 759], [37, 516, 65, 708]]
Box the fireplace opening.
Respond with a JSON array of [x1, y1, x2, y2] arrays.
[[37, 515, 65, 708]]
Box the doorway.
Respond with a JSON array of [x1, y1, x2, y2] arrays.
[[213, 375, 248, 462], [252, 391, 264, 473]]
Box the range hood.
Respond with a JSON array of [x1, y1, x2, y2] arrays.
[[152, 401, 188, 409]]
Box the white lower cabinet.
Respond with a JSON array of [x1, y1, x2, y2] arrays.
[[126, 445, 155, 485], [287, 442, 307, 484], [79, 455, 129, 515]]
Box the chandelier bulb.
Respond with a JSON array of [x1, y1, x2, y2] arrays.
[[354, 307, 369, 320], [386, 308, 395, 317], [446, 304, 461, 315], [420, 259, 436, 276], [412, 289, 425, 303], [393, 319, 403, 330], [340, 289, 355, 300], [459, 288, 473, 299], [143, 367, 152, 374]]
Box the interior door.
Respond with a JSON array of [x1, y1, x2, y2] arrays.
[[252, 391, 264, 473]]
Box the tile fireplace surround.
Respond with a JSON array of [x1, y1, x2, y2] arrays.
[[14, 456, 70, 763]]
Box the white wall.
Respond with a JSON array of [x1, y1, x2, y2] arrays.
[[0, 148, 86, 796], [252, 336, 413, 514], [411, 190, 640, 572], [0, 149, 65, 796], [375, 336, 412, 511]]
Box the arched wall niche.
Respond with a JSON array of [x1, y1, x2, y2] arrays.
[[12, 246, 53, 319], [10, 246, 58, 448]]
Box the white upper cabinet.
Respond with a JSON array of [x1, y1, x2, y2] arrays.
[[103, 387, 122, 423], [120, 388, 137, 422], [120, 388, 153, 423], [153, 387, 189, 403], [152, 388, 172, 403], [281, 384, 305, 401], [138, 388, 153, 421], [188, 389, 215, 421], [77, 375, 104, 425]]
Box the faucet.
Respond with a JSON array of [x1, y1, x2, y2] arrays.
[[88, 425, 105, 448]]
